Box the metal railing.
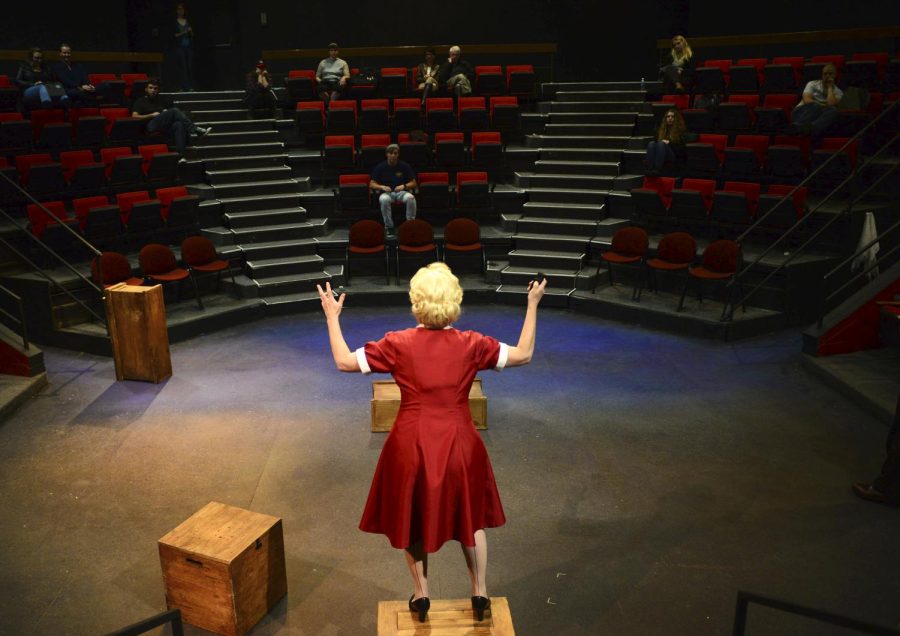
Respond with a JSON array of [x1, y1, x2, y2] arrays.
[[0, 170, 108, 329], [0, 284, 28, 350], [721, 98, 900, 322], [733, 590, 900, 635]]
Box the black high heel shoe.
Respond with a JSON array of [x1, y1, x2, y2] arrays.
[[471, 595, 491, 621], [408, 595, 430, 623]]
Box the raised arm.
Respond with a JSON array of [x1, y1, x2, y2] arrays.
[[505, 278, 546, 367], [317, 281, 361, 372]]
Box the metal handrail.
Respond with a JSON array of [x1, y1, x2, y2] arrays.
[[0, 284, 28, 350]]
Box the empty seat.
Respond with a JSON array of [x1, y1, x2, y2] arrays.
[[685, 134, 727, 175], [722, 134, 769, 177], [139, 243, 201, 308], [456, 171, 491, 209], [119, 191, 163, 247], [60, 149, 106, 191], [101, 147, 143, 186], [811, 137, 859, 183], [474, 66, 504, 96], [754, 94, 796, 133], [379, 67, 408, 98], [74, 195, 121, 251], [757, 184, 807, 232], [121, 73, 148, 99], [285, 70, 316, 102], [156, 185, 200, 242], [69, 107, 106, 147], [322, 135, 356, 174], [764, 57, 803, 92], [426, 98, 455, 132], [393, 98, 422, 132], [711, 181, 760, 231], [669, 178, 715, 229], [695, 60, 730, 94], [396, 219, 437, 279], [91, 251, 142, 287], [470, 131, 502, 170], [16, 153, 64, 194], [489, 96, 520, 132], [296, 101, 326, 136], [458, 97, 488, 132], [729, 58, 766, 93], [678, 240, 743, 317], [717, 94, 759, 131], [0, 112, 33, 152], [434, 132, 465, 167], [506, 65, 535, 97], [360, 134, 391, 171], [397, 133, 431, 169], [139, 144, 179, 182], [442, 217, 484, 273], [346, 219, 389, 284], [596, 226, 649, 297], [31, 109, 71, 151], [181, 235, 234, 292], [768, 135, 811, 181], [326, 99, 357, 134], [360, 98, 390, 133], [416, 172, 450, 212], [334, 174, 372, 214], [630, 176, 675, 225], [26, 200, 71, 237]]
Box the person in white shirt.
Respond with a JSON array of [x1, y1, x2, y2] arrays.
[[791, 63, 843, 137]]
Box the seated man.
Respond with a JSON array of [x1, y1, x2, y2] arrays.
[[370, 144, 417, 237], [316, 42, 350, 105], [53, 43, 96, 105], [437, 45, 473, 96], [131, 78, 210, 155], [791, 63, 843, 137]]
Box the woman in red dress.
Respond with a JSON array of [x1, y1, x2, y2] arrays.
[[317, 263, 546, 623]]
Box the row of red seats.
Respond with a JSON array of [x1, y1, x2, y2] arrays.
[[26, 187, 199, 253], [0, 107, 154, 152], [693, 53, 900, 94], [2, 144, 178, 196], [0, 73, 147, 112], [336, 172, 493, 215], [286, 65, 535, 100], [632, 176, 808, 234], [297, 96, 521, 135]]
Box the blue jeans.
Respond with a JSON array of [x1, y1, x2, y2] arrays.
[[146, 107, 197, 154], [22, 85, 68, 110], [646, 140, 675, 170], [378, 191, 416, 228], [792, 103, 838, 137]]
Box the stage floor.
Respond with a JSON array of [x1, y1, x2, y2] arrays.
[[0, 305, 897, 635]]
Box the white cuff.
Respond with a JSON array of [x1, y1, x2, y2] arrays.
[[355, 347, 372, 374], [494, 343, 509, 371]]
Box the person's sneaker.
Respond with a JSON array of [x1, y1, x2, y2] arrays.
[[385, 226, 395, 238], [194, 126, 212, 137], [177, 158, 188, 165]]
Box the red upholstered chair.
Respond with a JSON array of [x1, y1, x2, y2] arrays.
[[322, 135, 356, 176], [397, 132, 431, 169], [100, 146, 143, 185], [286, 70, 316, 101], [442, 217, 484, 274], [59, 149, 105, 191], [686, 133, 727, 175], [360, 134, 390, 171], [379, 67, 408, 98], [434, 132, 465, 167], [765, 57, 804, 91], [156, 186, 199, 242], [812, 137, 859, 181], [474, 66, 503, 95], [696, 59, 731, 93], [596, 226, 649, 297], [652, 94, 689, 125], [121, 73, 148, 99], [754, 94, 797, 133], [458, 96, 488, 131], [91, 251, 142, 288], [470, 131, 502, 171], [15, 153, 54, 186], [139, 144, 179, 181], [326, 99, 357, 134], [181, 235, 234, 292], [396, 219, 437, 279], [16, 153, 64, 194], [425, 97, 455, 132], [360, 98, 390, 133], [334, 173, 372, 214], [456, 171, 492, 210], [711, 181, 761, 232], [296, 101, 326, 135], [757, 184, 807, 233], [489, 95, 520, 132], [729, 58, 766, 93], [415, 172, 450, 213], [669, 178, 715, 230], [506, 64, 535, 97], [26, 200, 70, 238], [717, 94, 759, 131], [346, 219, 389, 284], [0, 111, 32, 152], [30, 109, 70, 151], [393, 98, 422, 132], [74, 195, 121, 250], [723, 134, 769, 178], [768, 135, 811, 181], [639, 231, 697, 302], [679, 239, 743, 318], [138, 243, 201, 308], [116, 190, 151, 224], [630, 176, 675, 226], [69, 107, 106, 147]]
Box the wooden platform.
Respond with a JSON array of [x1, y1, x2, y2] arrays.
[[371, 379, 487, 432], [377, 597, 514, 635]]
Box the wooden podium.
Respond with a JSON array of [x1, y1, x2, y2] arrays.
[[377, 597, 515, 635], [105, 283, 172, 383], [371, 378, 487, 432]]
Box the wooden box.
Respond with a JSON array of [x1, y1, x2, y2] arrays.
[[158, 502, 288, 636], [105, 283, 171, 383], [371, 378, 487, 432], [377, 597, 515, 635]]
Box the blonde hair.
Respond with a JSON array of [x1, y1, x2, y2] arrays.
[[409, 262, 462, 328], [670, 35, 692, 64]]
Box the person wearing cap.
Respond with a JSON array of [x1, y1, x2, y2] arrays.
[[369, 144, 417, 237], [316, 42, 350, 105], [245, 60, 277, 115]]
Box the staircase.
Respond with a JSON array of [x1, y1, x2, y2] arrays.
[[173, 90, 332, 313], [497, 82, 645, 302]]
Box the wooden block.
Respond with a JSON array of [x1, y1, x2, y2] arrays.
[[105, 283, 171, 383], [158, 502, 287, 636], [371, 378, 487, 432], [377, 597, 514, 635]]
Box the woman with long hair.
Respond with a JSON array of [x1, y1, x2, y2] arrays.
[[645, 108, 687, 173], [15, 47, 67, 111], [317, 263, 546, 624], [658, 34, 695, 93]]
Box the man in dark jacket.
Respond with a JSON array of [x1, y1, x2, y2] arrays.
[[437, 45, 473, 96], [131, 79, 210, 154], [53, 44, 96, 104]]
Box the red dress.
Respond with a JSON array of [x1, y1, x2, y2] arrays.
[[357, 327, 508, 553]]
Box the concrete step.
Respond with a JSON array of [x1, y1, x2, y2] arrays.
[[224, 207, 307, 228], [541, 101, 646, 114], [555, 90, 646, 102], [165, 90, 245, 100], [514, 232, 593, 253], [260, 290, 323, 313], [254, 271, 330, 296], [192, 119, 276, 133], [516, 216, 598, 236], [212, 179, 303, 199], [547, 112, 638, 125], [528, 188, 607, 205], [197, 130, 281, 146], [521, 201, 605, 221], [544, 123, 635, 136], [509, 249, 585, 270], [533, 160, 620, 176], [202, 154, 289, 171], [517, 172, 616, 190], [173, 98, 246, 111], [240, 238, 318, 260], [526, 135, 631, 150], [230, 222, 320, 243], [500, 265, 580, 289], [190, 109, 251, 123], [246, 254, 324, 278], [187, 142, 285, 160], [218, 193, 302, 213], [206, 165, 294, 185], [540, 148, 623, 162]]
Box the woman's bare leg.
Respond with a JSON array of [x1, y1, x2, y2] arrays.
[[461, 529, 488, 596], [405, 541, 429, 599]]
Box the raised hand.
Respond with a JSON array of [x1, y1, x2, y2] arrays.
[[527, 277, 547, 304], [316, 281, 345, 319]]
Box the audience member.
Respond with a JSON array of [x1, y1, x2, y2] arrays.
[[852, 394, 900, 508], [369, 144, 417, 237], [658, 35, 695, 93], [53, 43, 97, 105], [245, 60, 278, 115], [316, 42, 350, 105], [415, 47, 441, 103], [15, 47, 68, 111], [437, 45, 473, 96], [131, 79, 210, 154], [645, 109, 691, 174], [174, 3, 195, 91], [791, 63, 843, 137]]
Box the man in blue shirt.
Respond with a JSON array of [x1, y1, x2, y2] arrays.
[[370, 144, 417, 236]]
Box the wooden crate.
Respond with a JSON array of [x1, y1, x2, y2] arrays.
[[105, 283, 171, 383], [371, 378, 487, 432], [158, 501, 287, 636], [377, 597, 514, 635]]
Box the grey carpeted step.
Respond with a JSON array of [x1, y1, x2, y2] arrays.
[[555, 90, 645, 102], [528, 188, 607, 205], [174, 98, 246, 111], [218, 193, 303, 213], [533, 160, 620, 176], [253, 271, 330, 296], [544, 123, 635, 136], [518, 173, 616, 190], [514, 233, 592, 253], [240, 238, 318, 260], [540, 148, 623, 162], [192, 119, 275, 133], [212, 179, 303, 199], [509, 249, 585, 270], [202, 154, 289, 171], [190, 109, 251, 123], [164, 90, 244, 100], [230, 222, 320, 243], [548, 112, 638, 125], [206, 166, 294, 185], [260, 290, 323, 312], [223, 207, 307, 228], [246, 254, 324, 278], [500, 265, 580, 289], [516, 216, 598, 236], [187, 142, 285, 159], [541, 101, 645, 114], [196, 130, 281, 146], [526, 135, 631, 149], [521, 201, 605, 221]]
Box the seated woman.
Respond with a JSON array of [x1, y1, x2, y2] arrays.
[[15, 47, 68, 111], [244, 60, 278, 116], [658, 35, 695, 93], [415, 47, 441, 102], [645, 109, 689, 174]]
